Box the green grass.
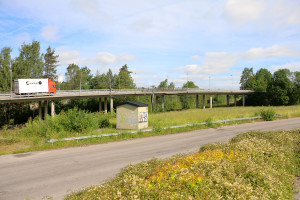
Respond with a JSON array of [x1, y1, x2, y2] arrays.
[[65, 129, 300, 200], [0, 105, 300, 155]]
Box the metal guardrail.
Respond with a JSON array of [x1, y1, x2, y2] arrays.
[[45, 115, 281, 144]]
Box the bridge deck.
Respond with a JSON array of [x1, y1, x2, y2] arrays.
[[0, 89, 254, 103]]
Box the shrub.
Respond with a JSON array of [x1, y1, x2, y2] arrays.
[[20, 107, 111, 138], [260, 108, 276, 121]]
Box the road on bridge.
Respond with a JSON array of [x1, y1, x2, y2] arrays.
[[0, 118, 299, 200]]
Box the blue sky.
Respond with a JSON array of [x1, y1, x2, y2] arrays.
[[0, 0, 300, 89]]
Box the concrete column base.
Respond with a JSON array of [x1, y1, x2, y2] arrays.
[[104, 97, 107, 114], [110, 97, 114, 114], [161, 95, 165, 112], [51, 100, 55, 118]]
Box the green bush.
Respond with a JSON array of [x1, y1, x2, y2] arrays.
[[20, 107, 111, 139], [260, 108, 276, 121]]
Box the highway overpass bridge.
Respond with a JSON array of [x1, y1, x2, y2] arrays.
[[0, 89, 254, 118]]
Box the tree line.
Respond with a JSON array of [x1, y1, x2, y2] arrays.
[[0, 41, 58, 91], [0, 41, 299, 127], [0, 41, 137, 92], [240, 68, 300, 105]]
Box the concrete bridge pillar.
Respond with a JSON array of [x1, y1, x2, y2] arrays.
[[44, 100, 48, 118], [210, 95, 213, 109], [99, 97, 102, 112], [104, 97, 107, 114], [38, 101, 42, 119], [242, 95, 245, 107], [110, 97, 114, 114], [234, 95, 237, 106], [161, 95, 165, 111], [151, 94, 154, 112], [202, 95, 205, 109], [156, 96, 159, 111], [51, 100, 55, 118], [227, 95, 230, 106], [196, 95, 199, 108]]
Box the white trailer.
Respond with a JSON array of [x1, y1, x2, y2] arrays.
[[14, 79, 56, 95]]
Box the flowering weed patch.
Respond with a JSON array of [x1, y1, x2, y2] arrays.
[[65, 129, 300, 200]]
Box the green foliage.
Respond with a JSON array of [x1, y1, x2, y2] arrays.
[[63, 64, 93, 90], [118, 64, 135, 89], [43, 46, 59, 80], [240, 67, 256, 90], [240, 67, 300, 106], [268, 69, 293, 105], [260, 108, 276, 121], [20, 107, 111, 139], [0, 47, 12, 91], [182, 81, 199, 89], [13, 41, 44, 79], [65, 129, 300, 200], [158, 79, 168, 89]]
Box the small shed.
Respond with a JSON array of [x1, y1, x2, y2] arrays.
[[116, 101, 148, 130]]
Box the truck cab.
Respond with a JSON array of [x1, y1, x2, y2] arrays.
[[48, 79, 56, 94]]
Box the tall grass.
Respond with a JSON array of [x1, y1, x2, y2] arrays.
[[65, 129, 300, 200]]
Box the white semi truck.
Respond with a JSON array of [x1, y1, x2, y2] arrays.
[[14, 79, 57, 95]]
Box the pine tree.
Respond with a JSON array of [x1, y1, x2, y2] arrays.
[[118, 64, 135, 89], [43, 46, 59, 80]]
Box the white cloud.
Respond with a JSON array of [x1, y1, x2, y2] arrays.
[[57, 48, 82, 65], [270, 62, 300, 72], [243, 45, 299, 59], [267, 0, 300, 26], [93, 52, 116, 65], [57, 47, 136, 67], [183, 52, 239, 75], [41, 25, 59, 41], [179, 45, 300, 75], [224, 0, 265, 25]]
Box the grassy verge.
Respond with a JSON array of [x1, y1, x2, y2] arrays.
[[65, 129, 300, 200], [0, 105, 300, 155]]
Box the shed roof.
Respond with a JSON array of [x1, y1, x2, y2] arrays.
[[116, 101, 149, 107]]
